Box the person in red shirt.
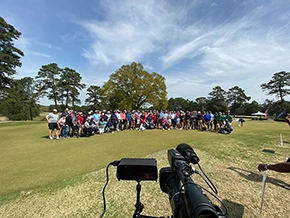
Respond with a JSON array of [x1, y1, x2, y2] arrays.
[[77, 112, 84, 136]]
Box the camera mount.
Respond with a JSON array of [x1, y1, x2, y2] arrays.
[[133, 180, 165, 218], [100, 144, 228, 218]]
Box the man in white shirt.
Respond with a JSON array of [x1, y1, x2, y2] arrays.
[[46, 109, 60, 139]]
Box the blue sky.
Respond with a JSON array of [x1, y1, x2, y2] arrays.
[[1, 0, 290, 106]]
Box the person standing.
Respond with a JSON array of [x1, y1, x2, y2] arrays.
[[126, 110, 131, 129], [46, 109, 60, 140], [92, 110, 100, 127], [196, 111, 202, 130], [216, 112, 224, 130], [110, 111, 118, 131], [225, 112, 233, 123], [71, 111, 79, 137]]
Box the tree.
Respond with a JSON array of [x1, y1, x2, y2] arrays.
[[101, 62, 167, 110], [58, 67, 85, 109], [261, 71, 290, 106], [243, 100, 263, 115], [1, 77, 40, 120], [195, 97, 208, 111], [85, 85, 102, 109], [35, 63, 61, 109], [21, 77, 40, 120], [227, 86, 251, 115], [0, 16, 24, 90], [207, 86, 227, 112], [166, 97, 196, 111]]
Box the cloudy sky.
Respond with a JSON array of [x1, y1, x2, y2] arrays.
[[1, 0, 290, 105]]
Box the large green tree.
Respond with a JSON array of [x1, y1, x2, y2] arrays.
[[0, 16, 24, 91], [261, 71, 290, 105], [195, 97, 208, 111], [85, 85, 102, 109], [35, 63, 61, 108], [166, 97, 196, 111], [207, 86, 227, 112], [58, 67, 85, 109], [227, 86, 251, 115], [1, 77, 40, 120], [101, 62, 167, 110]]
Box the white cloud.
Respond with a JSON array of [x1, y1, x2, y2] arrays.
[[4, 0, 290, 105]]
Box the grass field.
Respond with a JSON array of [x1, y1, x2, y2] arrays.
[[0, 120, 289, 217]]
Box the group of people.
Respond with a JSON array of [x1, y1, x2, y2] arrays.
[[45, 108, 290, 189], [46, 108, 235, 139]]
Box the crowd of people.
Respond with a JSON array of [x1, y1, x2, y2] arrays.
[[45, 108, 234, 139], [45, 108, 290, 192]]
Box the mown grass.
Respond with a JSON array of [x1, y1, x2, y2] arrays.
[[0, 120, 289, 217]]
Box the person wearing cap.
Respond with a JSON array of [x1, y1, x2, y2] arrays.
[[46, 109, 60, 140]]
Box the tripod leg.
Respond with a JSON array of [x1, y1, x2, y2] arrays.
[[133, 181, 144, 217]]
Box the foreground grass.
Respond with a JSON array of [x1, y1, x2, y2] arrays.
[[0, 120, 289, 217]]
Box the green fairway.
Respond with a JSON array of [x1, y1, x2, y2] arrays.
[[0, 121, 222, 195], [0, 120, 289, 217]]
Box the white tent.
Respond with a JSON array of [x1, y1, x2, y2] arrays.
[[252, 111, 266, 116]]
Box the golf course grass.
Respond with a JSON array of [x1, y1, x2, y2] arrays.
[[0, 119, 289, 217]]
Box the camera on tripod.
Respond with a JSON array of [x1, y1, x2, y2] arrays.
[[100, 143, 228, 218]]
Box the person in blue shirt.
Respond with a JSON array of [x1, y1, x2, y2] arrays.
[[92, 110, 100, 124], [126, 110, 131, 129], [110, 111, 118, 131]]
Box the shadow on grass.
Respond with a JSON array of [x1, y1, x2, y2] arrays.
[[282, 140, 290, 145], [222, 199, 244, 218], [41, 135, 49, 139], [227, 167, 289, 190], [262, 148, 275, 153]]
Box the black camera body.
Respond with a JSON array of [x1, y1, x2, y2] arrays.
[[159, 149, 221, 218], [117, 158, 158, 181], [108, 145, 227, 218]]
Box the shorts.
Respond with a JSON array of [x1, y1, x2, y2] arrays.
[[48, 123, 59, 130], [99, 128, 104, 133]]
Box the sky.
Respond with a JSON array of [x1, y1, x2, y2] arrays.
[[1, 0, 290, 106]]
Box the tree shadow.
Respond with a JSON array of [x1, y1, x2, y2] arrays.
[[222, 199, 244, 218], [227, 166, 289, 190]]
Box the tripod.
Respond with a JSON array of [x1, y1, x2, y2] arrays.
[[133, 181, 165, 218]]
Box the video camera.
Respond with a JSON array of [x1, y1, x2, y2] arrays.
[[100, 143, 228, 218]]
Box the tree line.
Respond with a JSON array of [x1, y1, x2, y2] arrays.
[[1, 16, 290, 120]]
